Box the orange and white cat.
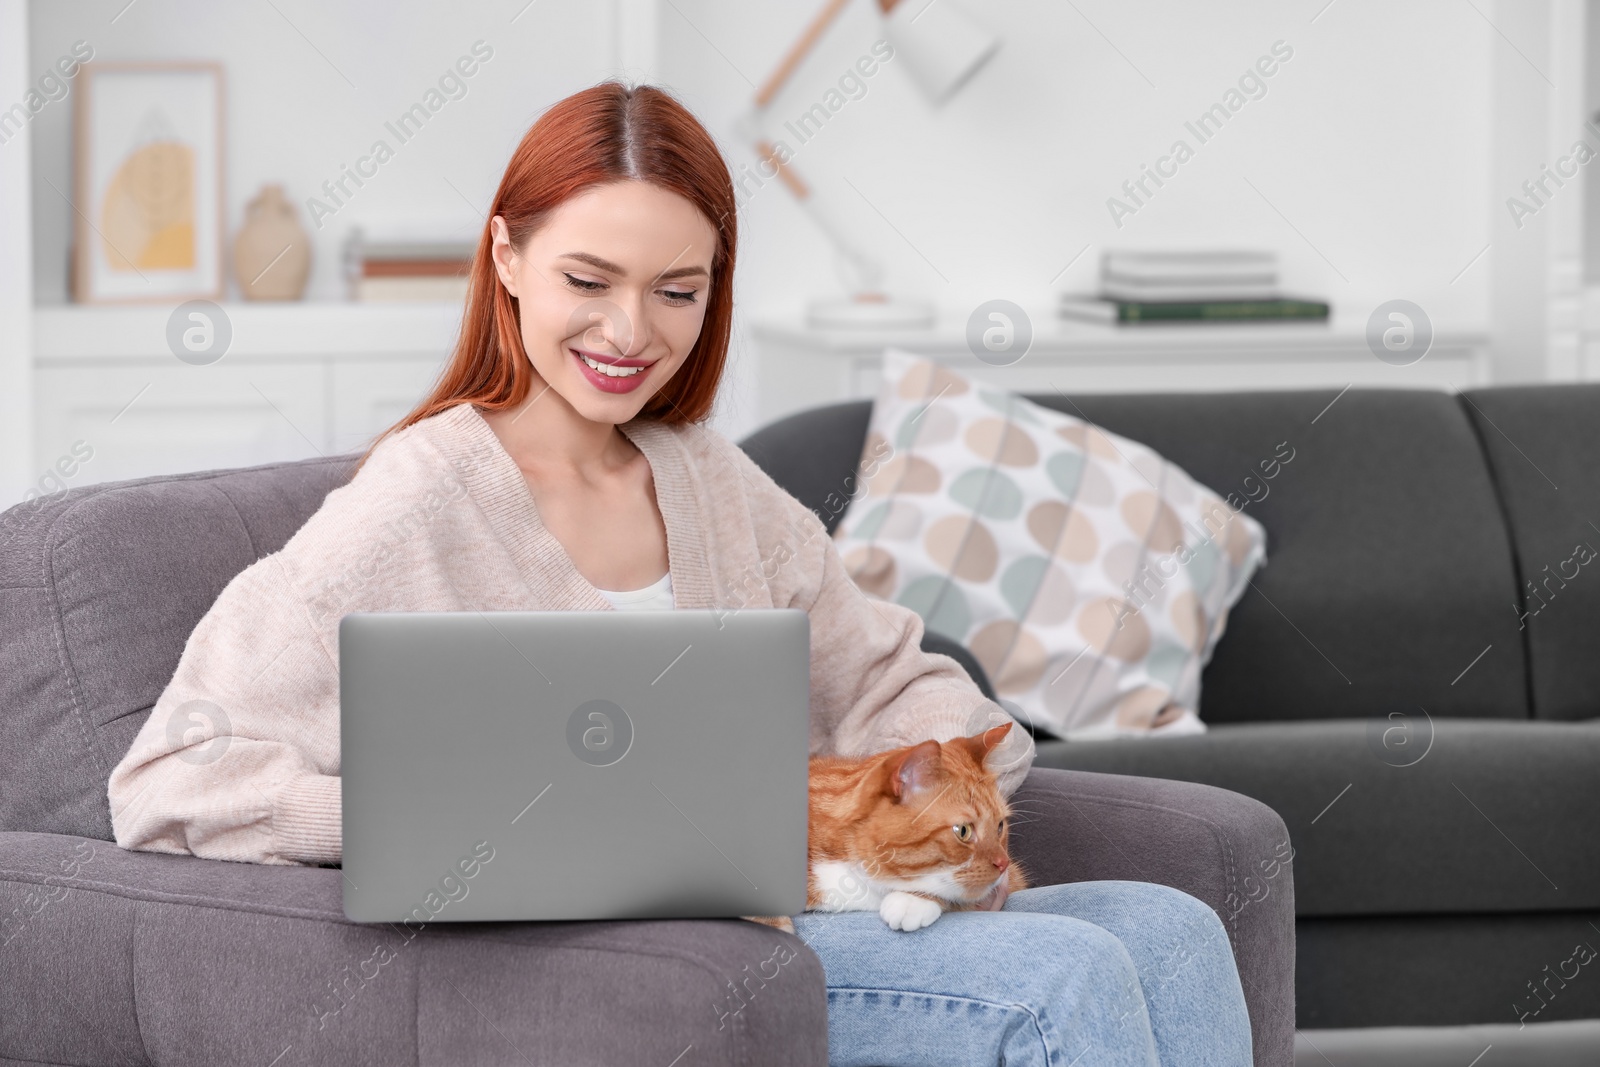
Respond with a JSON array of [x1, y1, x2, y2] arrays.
[[746, 722, 1028, 934]]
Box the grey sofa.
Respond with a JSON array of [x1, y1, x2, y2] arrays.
[[740, 382, 1600, 1037], [0, 440, 1294, 1063]]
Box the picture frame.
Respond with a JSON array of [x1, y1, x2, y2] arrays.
[[71, 61, 225, 304]]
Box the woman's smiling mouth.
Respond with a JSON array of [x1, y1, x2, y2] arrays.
[[571, 347, 654, 393]]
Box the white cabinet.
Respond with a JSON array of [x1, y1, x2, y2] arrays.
[[33, 363, 329, 487], [31, 303, 461, 490], [329, 358, 450, 456]]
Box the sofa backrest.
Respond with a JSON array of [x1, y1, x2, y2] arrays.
[[738, 387, 1533, 727], [0, 455, 355, 840], [1459, 384, 1600, 721]]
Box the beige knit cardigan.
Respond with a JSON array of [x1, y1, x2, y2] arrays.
[[106, 402, 1036, 866]]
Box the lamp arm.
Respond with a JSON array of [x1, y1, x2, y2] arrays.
[[754, 0, 854, 108]]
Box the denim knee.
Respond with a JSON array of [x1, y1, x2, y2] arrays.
[[1000, 881, 1251, 1067], [1023, 918, 1155, 1057], [1131, 883, 1233, 984], [795, 908, 1168, 1067]]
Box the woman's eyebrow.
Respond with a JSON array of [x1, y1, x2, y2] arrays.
[[558, 251, 709, 281]]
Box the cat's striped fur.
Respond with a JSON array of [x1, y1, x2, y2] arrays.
[[744, 723, 1028, 933]]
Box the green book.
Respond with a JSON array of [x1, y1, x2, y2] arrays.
[[1059, 295, 1330, 324]]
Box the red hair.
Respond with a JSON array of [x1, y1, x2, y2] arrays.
[[359, 80, 737, 469]]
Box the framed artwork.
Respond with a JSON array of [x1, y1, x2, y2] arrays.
[[72, 62, 225, 304]]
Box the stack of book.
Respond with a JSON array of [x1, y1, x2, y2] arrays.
[[1059, 250, 1329, 324], [343, 227, 476, 302]]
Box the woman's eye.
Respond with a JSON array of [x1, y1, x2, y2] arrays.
[[563, 274, 696, 306], [563, 273, 604, 293]]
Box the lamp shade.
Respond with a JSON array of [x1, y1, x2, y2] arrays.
[[882, 0, 1000, 104]]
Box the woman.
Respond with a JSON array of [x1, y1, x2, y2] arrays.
[[106, 81, 1251, 1066]]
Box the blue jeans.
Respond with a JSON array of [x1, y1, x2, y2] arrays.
[[790, 880, 1252, 1067]]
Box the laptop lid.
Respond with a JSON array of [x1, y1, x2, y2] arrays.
[[339, 608, 810, 923]]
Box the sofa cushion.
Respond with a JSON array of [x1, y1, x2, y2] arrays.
[[832, 348, 1268, 740], [1032, 718, 1600, 916], [0, 456, 355, 841], [1458, 384, 1600, 721]]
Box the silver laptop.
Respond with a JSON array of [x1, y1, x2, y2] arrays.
[[338, 608, 810, 924]]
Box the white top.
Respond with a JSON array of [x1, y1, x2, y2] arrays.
[[593, 571, 675, 611]]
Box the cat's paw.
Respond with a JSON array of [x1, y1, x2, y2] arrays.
[[879, 891, 943, 931], [741, 914, 796, 935]]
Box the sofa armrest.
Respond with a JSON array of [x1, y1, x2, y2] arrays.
[[0, 831, 826, 1066], [1008, 767, 1296, 1067]]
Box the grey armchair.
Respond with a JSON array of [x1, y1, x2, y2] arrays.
[[0, 443, 1294, 1065]]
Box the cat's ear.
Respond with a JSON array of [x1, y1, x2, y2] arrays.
[[885, 739, 943, 800], [964, 721, 1013, 764]]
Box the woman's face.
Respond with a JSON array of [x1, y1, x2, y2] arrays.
[[490, 180, 717, 425]]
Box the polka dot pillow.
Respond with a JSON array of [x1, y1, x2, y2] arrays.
[[832, 347, 1267, 740]]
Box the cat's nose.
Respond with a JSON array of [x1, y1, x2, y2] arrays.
[[992, 856, 1009, 872]]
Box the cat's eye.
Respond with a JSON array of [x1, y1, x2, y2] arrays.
[[952, 824, 973, 842]]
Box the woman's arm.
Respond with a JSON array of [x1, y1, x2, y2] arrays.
[[721, 436, 1037, 797], [106, 555, 342, 866]]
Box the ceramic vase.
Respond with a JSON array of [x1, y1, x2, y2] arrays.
[[234, 183, 311, 300]]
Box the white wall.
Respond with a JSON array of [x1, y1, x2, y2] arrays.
[[1, 0, 34, 503], [1489, 0, 1556, 384], [1585, 0, 1600, 284]]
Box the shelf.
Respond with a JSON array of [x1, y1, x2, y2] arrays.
[[753, 309, 1488, 359], [33, 301, 467, 362], [750, 312, 1493, 426]]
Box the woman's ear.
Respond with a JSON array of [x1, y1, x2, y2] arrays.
[[489, 215, 520, 297]]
